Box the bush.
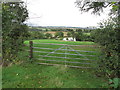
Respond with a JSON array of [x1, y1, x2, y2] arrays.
[[2, 2, 29, 64], [91, 17, 120, 79]]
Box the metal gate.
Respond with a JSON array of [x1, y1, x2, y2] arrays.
[[29, 41, 98, 68]]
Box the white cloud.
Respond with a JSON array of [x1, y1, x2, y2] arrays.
[[23, 0, 110, 27]]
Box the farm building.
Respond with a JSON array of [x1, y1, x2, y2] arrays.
[[63, 37, 76, 41]]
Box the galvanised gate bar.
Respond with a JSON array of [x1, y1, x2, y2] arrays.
[[28, 41, 98, 68]]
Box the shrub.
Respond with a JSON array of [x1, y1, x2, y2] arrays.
[[91, 17, 120, 80], [2, 2, 29, 64]]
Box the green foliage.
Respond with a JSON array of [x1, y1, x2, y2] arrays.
[[28, 31, 45, 40], [82, 34, 94, 41], [55, 32, 64, 38], [91, 18, 120, 81], [75, 1, 120, 15], [66, 29, 82, 41], [67, 32, 72, 37], [67, 31, 76, 38], [75, 1, 120, 87], [92, 18, 118, 51], [45, 33, 52, 39], [75, 29, 82, 41], [74, 32, 82, 41], [2, 2, 29, 63], [51, 29, 63, 31], [82, 29, 93, 33], [45, 29, 48, 31], [67, 29, 94, 41], [109, 78, 120, 88], [66, 29, 74, 32], [68, 31, 75, 38]]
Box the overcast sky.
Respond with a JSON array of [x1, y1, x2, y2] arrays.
[[23, 0, 111, 27]]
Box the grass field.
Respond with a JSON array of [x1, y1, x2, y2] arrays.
[[2, 39, 109, 88], [24, 39, 95, 45], [25, 39, 99, 68]]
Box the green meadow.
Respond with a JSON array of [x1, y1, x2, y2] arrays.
[[2, 39, 109, 88]]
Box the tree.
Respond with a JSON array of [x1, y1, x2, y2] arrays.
[[29, 31, 45, 39], [70, 31, 76, 38], [75, 1, 120, 15], [66, 29, 74, 32], [91, 17, 119, 79], [55, 32, 64, 38], [75, 29, 83, 41], [75, 1, 120, 42], [2, 2, 29, 64], [67, 32, 72, 37], [75, 1, 120, 87], [45, 33, 52, 39], [75, 1, 120, 48]]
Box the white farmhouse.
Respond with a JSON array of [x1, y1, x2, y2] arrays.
[[63, 37, 76, 41]]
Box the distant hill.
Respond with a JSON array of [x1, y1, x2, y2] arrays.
[[29, 26, 98, 30]]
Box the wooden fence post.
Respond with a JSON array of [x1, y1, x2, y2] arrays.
[[29, 41, 33, 60]]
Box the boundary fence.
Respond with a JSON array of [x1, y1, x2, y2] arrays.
[[28, 41, 97, 68]]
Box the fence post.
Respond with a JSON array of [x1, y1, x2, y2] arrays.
[[29, 41, 33, 60]]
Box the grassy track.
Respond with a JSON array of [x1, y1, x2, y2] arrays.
[[2, 39, 108, 88]]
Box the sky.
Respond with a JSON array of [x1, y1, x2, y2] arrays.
[[23, 0, 111, 27]]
